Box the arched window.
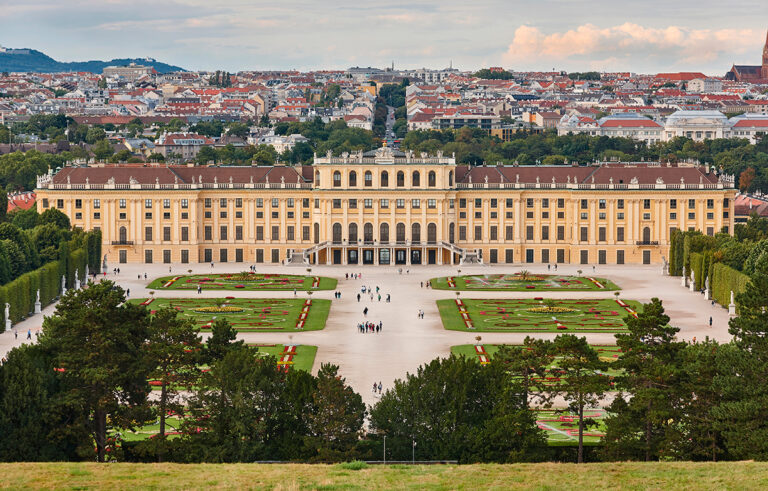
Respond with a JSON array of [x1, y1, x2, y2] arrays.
[[397, 171, 405, 187], [428, 171, 436, 187], [364, 223, 374, 243], [333, 171, 341, 187], [349, 223, 358, 243], [412, 171, 420, 187], [381, 171, 389, 187], [314, 171, 320, 186], [427, 223, 437, 243], [643, 227, 651, 242], [119, 226, 127, 243], [380, 223, 389, 243], [364, 170, 372, 187], [449, 223, 455, 244], [412, 223, 421, 243], [396, 223, 406, 242], [332, 223, 342, 243], [349, 171, 357, 187], [313, 223, 320, 244], [448, 170, 454, 187]]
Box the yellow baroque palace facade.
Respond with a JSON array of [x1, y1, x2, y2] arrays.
[[35, 146, 736, 267]]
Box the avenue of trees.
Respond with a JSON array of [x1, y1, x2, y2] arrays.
[[3, 275, 768, 462]]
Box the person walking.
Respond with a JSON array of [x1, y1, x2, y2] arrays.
[[293, 288, 297, 297], [26, 329, 31, 340], [13, 329, 17, 340], [378, 382, 382, 394], [126, 288, 130, 297], [378, 294, 381, 302], [363, 307, 368, 316], [357, 293, 361, 302], [709, 316, 713, 327], [386, 293, 391, 302]]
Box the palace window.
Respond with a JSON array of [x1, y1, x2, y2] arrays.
[[145, 199, 152, 208]]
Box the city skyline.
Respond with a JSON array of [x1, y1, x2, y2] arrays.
[[1, 0, 767, 74]]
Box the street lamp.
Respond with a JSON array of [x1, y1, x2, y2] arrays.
[[383, 435, 386, 464], [412, 439, 416, 464]]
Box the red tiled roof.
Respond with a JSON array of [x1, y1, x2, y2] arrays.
[[50, 165, 308, 185], [732, 119, 768, 128]]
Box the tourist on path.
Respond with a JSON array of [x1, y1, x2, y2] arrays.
[[26, 329, 31, 340]]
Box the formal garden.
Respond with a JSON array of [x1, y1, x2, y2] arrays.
[[438, 298, 640, 332], [535, 409, 608, 446], [431, 272, 620, 291], [131, 297, 330, 332], [147, 272, 337, 291]]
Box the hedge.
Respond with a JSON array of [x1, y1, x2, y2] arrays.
[[0, 231, 98, 324], [690, 252, 704, 291], [711, 263, 751, 311]]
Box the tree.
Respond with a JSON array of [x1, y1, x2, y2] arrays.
[[91, 139, 114, 161], [549, 335, 611, 463], [204, 318, 244, 364], [495, 337, 553, 408], [0, 189, 6, 222], [183, 347, 285, 462], [9, 208, 39, 229], [39, 208, 70, 230], [85, 127, 106, 145], [41, 281, 151, 462], [195, 146, 218, 165], [226, 123, 249, 139], [0, 344, 84, 461], [712, 268, 768, 459], [604, 298, 685, 461], [304, 364, 365, 461], [369, 355, 545, 463], [144, 307, 202, 460]]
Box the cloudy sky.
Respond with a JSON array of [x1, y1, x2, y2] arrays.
[[1, 0, 766, 74]]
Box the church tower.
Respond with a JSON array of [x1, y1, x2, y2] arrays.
[[762, 29, 768, 79]]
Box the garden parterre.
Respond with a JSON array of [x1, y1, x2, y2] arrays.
[[131, 297, 330, 332], [438, 298, 640, 332], [431, 273, 620, 291], [147, 272, 337, 291]]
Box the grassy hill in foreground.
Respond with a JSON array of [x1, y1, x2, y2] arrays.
[[2, 462, 767, 489]]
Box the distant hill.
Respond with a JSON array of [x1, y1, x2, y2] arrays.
[[0, 48, 185, 74]]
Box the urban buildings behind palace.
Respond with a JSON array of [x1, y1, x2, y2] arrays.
[[726, 30, 768, 82], [36, 146, 735, 267]]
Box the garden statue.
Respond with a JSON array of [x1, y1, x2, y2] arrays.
[[34, 289, 41, 314], [4, 303, 10, 331], [681, 266, 686, 287], [729, 291, 736, 316], [689, 270, 696, 292], [85, 263, 89, 280], [102, 254, 108, 272], [704, 277, 710, 300], [61, 275, 66, 295], [74, 271, 81, 290]]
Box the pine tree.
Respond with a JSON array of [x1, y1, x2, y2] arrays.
[[205, 318, 244, 364], [144, 307, 202, 460], [495, 337, 553, 408], [41, 281, 151, 462]]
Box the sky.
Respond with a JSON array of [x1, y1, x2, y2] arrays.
[[1, 0, 767, 74]]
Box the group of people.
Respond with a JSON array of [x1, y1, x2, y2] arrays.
[[417, 309, 425, 319], [372, 381, 383, 395], [358, 321, 383, 333], [420, 281, 432, 288], [345, 273, 363, 280], [355, 286, 390, 303]]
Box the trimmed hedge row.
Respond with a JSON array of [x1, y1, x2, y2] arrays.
[[711, 263, 751, 310], [0, 231, 99, 324]]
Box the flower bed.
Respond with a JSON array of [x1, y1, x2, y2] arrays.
[[432, 274, 620, 291]]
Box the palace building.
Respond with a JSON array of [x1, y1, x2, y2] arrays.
[[35, 145, 736, 267]]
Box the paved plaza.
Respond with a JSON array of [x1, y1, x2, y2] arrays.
[[0, 263, 731, 406]]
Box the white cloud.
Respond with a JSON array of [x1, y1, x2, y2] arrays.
[[503, 23, 762, 70]]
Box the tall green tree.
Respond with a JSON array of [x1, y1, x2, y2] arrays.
[[495, 337, 553, 408], [604, 298, 685, 461], [304, 364, 365, 461], [204, 318, 244, 364], [369, 355, 544, 463], [712, 269, 768, 459], [549, 335, 611, 463], [144, 307, 202, 460], [41, 281, 151, 462]]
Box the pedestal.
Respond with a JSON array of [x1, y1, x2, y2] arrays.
[[681, 276, 687, 288], [74, 279, 81, 290], [729, 303, 736, 317], [34, 301, 41, 314], [689, 281, 695, 292], [5, 319, 10, 331], [704, 290, 710, 301]]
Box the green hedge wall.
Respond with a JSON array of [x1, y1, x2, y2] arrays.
[[711, 263, 751, 310], [0, 231, 97, 324], [690, 252, 704, 291]]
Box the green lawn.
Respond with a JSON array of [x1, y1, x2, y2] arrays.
[[438, 298, 640, 333], [452, 344, 623, 389], [3, 462, 767, 489], [248, 343, 318, 373], [534, 409, 609, 446], [431, 273, 620, 291], [147, 273, 337, 291], [131, 297, 330, 332]]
